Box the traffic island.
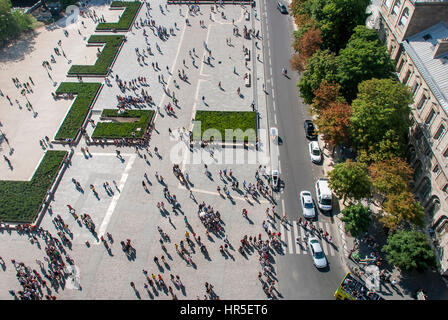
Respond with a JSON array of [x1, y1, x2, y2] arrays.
[[192, 110, 257, 147], [67, 35, 125, 76], [0, 150, 68, 224], [96, 1, 142, 32], [53, 82, 103, 143], [90, 109, 155, 143]]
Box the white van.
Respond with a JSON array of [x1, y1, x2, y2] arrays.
[[315, 178, 332, 211]]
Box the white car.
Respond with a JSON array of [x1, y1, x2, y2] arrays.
[[307, 236, 328, 268], [300, 191, 316, 219], [308, 141, 322, 163]]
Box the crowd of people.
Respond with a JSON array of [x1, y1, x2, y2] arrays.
[[0, 0, 292, 301]]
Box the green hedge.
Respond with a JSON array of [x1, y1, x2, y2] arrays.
[[96, 1, 141, 31], [0, 150, 68, 223], [192, 111, 257, 142], [67, 35, 124, 76], [92, 109, 155, 139], [54, 82, 102, 140]]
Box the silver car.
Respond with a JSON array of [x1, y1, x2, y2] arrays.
[[300, 191, 316, 219], [307, 236, 328, 268], [308, 141, 322, 163]]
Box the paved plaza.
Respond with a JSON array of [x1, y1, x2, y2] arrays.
[[0, 0, 282, 300]]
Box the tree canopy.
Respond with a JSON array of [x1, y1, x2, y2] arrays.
[[380, 191, 425, 231], [382, 229, 436, 272], [298, 49, 338, 105], [328, 160, 372, 203], [349, 78, 413, 154], [341, 203, 371, 237], [314, 101, 352, 149], [369, 157, 414, 197], [336, 26, 396, 102], [0, 0, 35, 44]]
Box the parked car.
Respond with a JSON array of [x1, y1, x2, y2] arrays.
[[307, 236, 328, 268], [308, 141, 322, 163], [300, 191, 316, 219], [315, 178, 332, 212], [277, 1, 287, 13], [304, 120, 317, 139]]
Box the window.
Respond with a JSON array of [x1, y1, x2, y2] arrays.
[[403, 69, 411, 84], [425, 109, 436, 125], [443, 184, 448, 194], [423, 34, 432, 41], [417, 95, 427, 110], [434, 124, 446, 140], [397, 59, 405, 74], [392, 0, 401, 15], [411, 81, 420, 95], [399, 8, 410, 27], [433, 164, 441, 175], [443, 148, 448, 159]]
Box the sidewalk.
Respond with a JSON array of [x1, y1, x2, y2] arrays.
[[319, 141, 448, 299]]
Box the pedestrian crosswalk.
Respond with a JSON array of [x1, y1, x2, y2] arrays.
[[272, 220, 336, 256]]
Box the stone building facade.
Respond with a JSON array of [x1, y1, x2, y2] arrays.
[[377, 0, 448, 275]]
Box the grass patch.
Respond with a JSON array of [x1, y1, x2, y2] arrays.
[[192, 111, 257, 142], [96, 1, 141, 31], [92, 109, 155, 139], [54, 82, 102, 141], [67, 35, 124, 76], [0, 151, 68, 223]]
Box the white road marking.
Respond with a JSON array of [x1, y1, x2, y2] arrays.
[[96, 154, 136, 241], [293, 220, 301, 254], [75, 152, 134, 157], [280, 222, 286, 248], [178, 185, 271, 204], [286, 222, 293, 254]]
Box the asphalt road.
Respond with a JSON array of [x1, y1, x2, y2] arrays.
[[258, 0, 347, 299]]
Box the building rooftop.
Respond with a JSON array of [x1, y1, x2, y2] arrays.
[[404, 22, 448, 113]]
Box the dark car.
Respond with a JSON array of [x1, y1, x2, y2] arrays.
[[277, 1, 287, 14], [304, 120, 317, 139]]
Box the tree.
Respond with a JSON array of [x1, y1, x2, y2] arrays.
[[341, 203, 371, 237], [0, 0, 35, 43], [368, 157, 414, 198], [313, 0, 371, 53], [357, 129, 407, 164], [297, 49, 338, 105], [314, 101, 351, 153], [328, 160, 372, 204], [310, 80, 344, 116], [380, 191, 425, 231], [290, 53, 305, 73], [294, 27, 323, 62], [349, 78, 413, 154], [336, 26, 395, 102], [382, 229, 436, 272]]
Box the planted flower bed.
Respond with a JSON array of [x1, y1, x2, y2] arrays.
[[54, 82, 102, 141], [91, 109, 155, 139], [96, 1, 141, 31], [192, 111, 257, 142], [67, 35, 124, 76], [0, 150, 68, 223]]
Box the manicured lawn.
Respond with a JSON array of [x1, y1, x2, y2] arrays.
[[91, 109, 155, 139], [192, 111, 257, 142], [0, 151, 68, 223], [96, 1, 141, 31], [67, 35, 124, 76], [54, 82, 102, 141]]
